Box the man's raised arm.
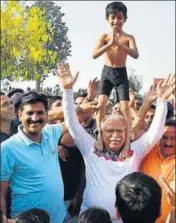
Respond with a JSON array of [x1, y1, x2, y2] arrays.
[[132, 74, 175, 160], [55, 63, 95, 157]]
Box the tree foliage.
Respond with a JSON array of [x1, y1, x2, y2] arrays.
[[34, 0, 71, 63], [1, 0, 71, 84], [1, 1, 57, 81], [128, 74, 142, 93]]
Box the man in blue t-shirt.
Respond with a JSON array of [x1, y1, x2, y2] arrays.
[[1, 91, 68, 223]]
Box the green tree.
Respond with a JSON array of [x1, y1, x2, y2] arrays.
[[1, 1, 57, 89], [34, 0, 71, 62], [32, 0, 72, 91], [128, 68, 142, 93]]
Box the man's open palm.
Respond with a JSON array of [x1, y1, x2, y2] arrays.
[[54, 63, 79, 89]]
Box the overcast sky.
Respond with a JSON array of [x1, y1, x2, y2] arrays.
[[11, 1, 175, 93]]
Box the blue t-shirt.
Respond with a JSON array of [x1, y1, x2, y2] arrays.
[[1, 124, 66, 223]]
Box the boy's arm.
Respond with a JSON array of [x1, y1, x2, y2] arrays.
[[117, 35, 139, 59], [92, 34, 112, 59]]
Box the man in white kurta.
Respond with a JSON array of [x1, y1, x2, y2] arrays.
[[62, 88, 167, 223]]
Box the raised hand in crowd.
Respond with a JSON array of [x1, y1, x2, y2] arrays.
[[55, 62, 79, 89], [156, 74, 175, 100], [84, 78, 100, 103], [145, 84, 157, 103]]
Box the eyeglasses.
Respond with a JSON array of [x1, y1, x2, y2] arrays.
[[102, 128, 126, 135], [161, 135, 175, 141]]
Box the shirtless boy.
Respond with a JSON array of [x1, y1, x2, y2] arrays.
[[93, 1, 139, 158]]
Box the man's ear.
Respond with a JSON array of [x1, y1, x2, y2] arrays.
[[18, 110, 22, 121], [116, 208, 121, 220], [124, 16, 128, 23]]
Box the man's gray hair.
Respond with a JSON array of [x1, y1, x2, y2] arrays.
[[101, 114, 126, 129]]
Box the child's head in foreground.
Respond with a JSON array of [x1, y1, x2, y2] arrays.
[[77, 206, 112, 223]]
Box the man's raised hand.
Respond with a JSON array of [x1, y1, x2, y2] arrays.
[[54, 63, 79, 89], [157, 74, 175, 100]]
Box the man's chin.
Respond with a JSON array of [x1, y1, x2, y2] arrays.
[[28, 130, 41, 135], [109, 146, 121, 153]]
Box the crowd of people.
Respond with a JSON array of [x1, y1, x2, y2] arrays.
[[1, 67, 175, 223], [1, 1, 175, 223]]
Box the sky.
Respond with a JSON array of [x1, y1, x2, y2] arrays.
[[9, 1, 175, 94]]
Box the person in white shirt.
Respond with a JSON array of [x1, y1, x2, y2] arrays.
[[56, 63, 175, 223]]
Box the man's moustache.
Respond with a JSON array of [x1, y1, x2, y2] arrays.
[[27, 119, 43, 124], [164, 144, 174, 148]]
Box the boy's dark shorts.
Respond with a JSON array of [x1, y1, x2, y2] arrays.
[[98, 65, 130, 101]]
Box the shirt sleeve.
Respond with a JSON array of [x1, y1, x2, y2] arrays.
[[1, 142, 16, 181], [44, 124, 63, 154], [62, 89, 95, 157], [131, 98, 167, 161]]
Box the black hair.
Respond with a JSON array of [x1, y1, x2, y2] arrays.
[[150, 104, 156, 110], [106, 1, 127, 18], [166, 102, 174, 120], [115, 172, 161, 223], [48, 95, 62, 110], [19, 91, 48, 111], [15, 208, 50, 223], [7, 88, 24, 98], [0, 92, 6, 96], [77, 206, 112, 223], [76, 93, 88, 99], [165, 118, 176, 127]]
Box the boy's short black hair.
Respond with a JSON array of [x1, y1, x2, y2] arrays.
[[106, 1, 127, 18], [19, 91, 48, 111], [77, 206, 112, 223], [115, 172, 161, 223], [15, 208, 50, 223]]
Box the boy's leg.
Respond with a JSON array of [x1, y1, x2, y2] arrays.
[[119, 100, 131, 159], [95, 66, 113, 150], [95, 95, 109, 149]]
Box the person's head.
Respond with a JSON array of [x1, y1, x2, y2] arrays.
[[135, 97, 143, 111], [19, 92, 48, 136], [48, 95, 62, 110], [166, 101, 174, 120], [115, 172, 162, 223], [105, 99, 114, 115], [101, 114, 126, 153], [0, 92, 16, 122], [15, 208, 50, 223], [10, 92, 23, 117], [48, 95, 63, 124], [77, 206, 112, 223], [145, 104, 156, 129], [112, 103, 121, 115], [75, 93, 87, 106], [106, 1, 127, 32], [7, 88, 24, 98], [159, 119, 175, 158]]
